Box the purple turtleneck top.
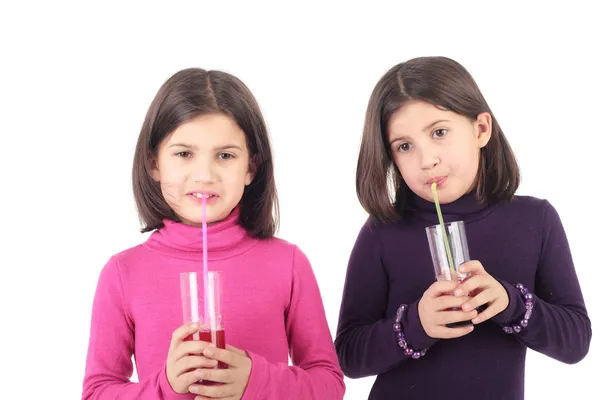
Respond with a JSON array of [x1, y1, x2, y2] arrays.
[[335, 192, 591, 400]]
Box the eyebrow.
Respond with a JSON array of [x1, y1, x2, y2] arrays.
[[168, 143, 243, 151], [389, 119, 451, 145]]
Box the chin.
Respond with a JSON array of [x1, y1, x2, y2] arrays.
[[178, 213, 217, 226], [417, 189, 460, 205]]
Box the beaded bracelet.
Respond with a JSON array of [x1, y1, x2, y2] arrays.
[[502, 283, 534, 334], [393, 304, 428, 359]]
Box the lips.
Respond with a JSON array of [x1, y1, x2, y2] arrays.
[[186, 191, 220, 205], [188, 192, 217, 199], [426, 176, 447, 185]]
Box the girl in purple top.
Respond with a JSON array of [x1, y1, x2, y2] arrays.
[[335, 56, 591, 400]]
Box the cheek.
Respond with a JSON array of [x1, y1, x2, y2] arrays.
[[395, 155, 417, 182], [451, 149, 479, 178], [156, 159, 187, 192], [226, 166, 250, 196]]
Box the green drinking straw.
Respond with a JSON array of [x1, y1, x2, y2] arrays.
[[431, 182, 456, 275]]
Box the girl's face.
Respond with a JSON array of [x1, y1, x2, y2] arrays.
[[151, 113, 253, 225], [387, 100, 492, 204]]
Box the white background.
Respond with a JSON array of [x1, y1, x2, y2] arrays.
[[1, 1, 598, 399]]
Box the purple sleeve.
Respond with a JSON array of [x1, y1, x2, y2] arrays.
[[335, 223, 438, 378], [491, 201, 591, 364]]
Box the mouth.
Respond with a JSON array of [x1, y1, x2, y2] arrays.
[[188, 192, 218, 199], [426, 176, 447, 186], [186, 191, 220, 204]]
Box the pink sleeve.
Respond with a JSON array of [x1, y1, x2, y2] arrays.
[[82, 258, 190, 400], [241, 247, 346, 400]]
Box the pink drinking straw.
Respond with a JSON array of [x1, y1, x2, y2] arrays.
[[202, 194, 208, 326]]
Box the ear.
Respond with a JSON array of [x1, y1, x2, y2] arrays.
[[150, 159, 160, 182], [245, 159, 256, 186], [474, 112, 492, 148]]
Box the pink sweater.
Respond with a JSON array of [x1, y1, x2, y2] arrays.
[[82, 208, 345, 399]]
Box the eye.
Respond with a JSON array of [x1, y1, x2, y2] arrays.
[[432, 129, 448, 138], [398, 143, 412, 153], [218, 152, 234, 160], [175, 151, 192, 158]]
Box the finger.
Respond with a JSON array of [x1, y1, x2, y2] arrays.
[[191, 381, 234, 398], [174, 356, 219, 376], [472, 301, 504, 324], [194, 396, 236, 400], [172, 340, 215, 361], [424, 280, 459, 298], [461, 290, 495, 312], [454, 275, 489, 297], [432, 324, 474, 339], [225, 344, 247, 356], [435, 295, 472, 311], [175, 368, 206, 391], [193, 368, 235, 384], [437, 309, 478, 326], [169, 323, 200, 353], [457, 260, 485, 275], [203, 346, 239, 368]]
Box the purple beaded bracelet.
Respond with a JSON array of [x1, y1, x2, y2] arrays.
[[393, 304, 428, 359], [502, 283, 534, 334]]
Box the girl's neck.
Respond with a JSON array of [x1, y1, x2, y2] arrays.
[[143, 206, 260, 261], [407, 190, 498, 224]]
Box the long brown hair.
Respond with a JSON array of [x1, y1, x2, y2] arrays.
[[357, 56, 520, 223], [132, 68, 279, 237]]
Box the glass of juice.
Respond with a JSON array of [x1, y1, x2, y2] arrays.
[[180, 271, 227, 384], [425, 220, 472, 328]]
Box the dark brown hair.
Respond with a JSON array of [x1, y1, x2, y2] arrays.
[[132, 68, 279, 237], [356, 56, 520, 223]]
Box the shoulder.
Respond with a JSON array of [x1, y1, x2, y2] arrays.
[[109, 242, 152, 268], [492, 194, 550, 220], [252, 235, 311, 266], [97, 237, 155, 282], [509, 194, 549, 209], [504, 194, 557, 220], [499, 195, 566, 238]]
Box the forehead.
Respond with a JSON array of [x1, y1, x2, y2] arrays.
[[388, 101, 456, 138], [167, 113, 247, 145]]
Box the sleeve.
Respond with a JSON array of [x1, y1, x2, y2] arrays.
[[82, 258, 188, 400], [491, 200, 592, 364], [334, 222, 438, 379], [240, 246, 345, 400]]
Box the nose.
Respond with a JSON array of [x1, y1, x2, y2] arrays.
[[419, 144, 439, 170], [189, 156, 216, 183]]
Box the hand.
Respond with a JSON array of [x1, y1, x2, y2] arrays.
[[418, 280, 477, 339], [454, 260, 509, 324], [189, 344, 252, 400], [166, 323, 220, 394]]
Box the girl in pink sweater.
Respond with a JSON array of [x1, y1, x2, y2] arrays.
[[82, 69, 345, 400]]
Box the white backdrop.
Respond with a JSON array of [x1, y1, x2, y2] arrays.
[[1, 1, 597, 399]]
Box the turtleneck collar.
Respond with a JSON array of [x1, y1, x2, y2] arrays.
[[143, 207, 259, 261], [408, 190, 498, 224]]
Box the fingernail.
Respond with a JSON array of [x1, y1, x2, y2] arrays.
[[190, 323, 198, 329], [463, 303, 471, 311], [472, 317, 480, 324], [454, 289, 463, 296], [204, 348, 213, 356], [189, 385, 198, 393], [459, 266, 465, 273]]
